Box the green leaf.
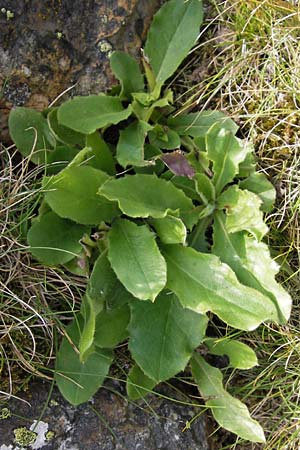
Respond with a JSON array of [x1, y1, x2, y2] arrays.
[[163, 244, 277, 331], [86, 132, 115, 175], [46, 145, 79, 175], [44, 166, 119, 225], [57, 95, 132, 134], [110, 51, 144, 98], [47, 108, 85, 147], [127, 364, 157, 400], [94, 304, 130, 348], [108, 219, 167, 301], [239, 172, 276, 212], [149, 126, 181, 150], [27, 211, 88, 265], [144, 0, 203, 88], [9, 107, 55, 164], [149, 215, 186, 244], [204, 338, 258, 370], [87, 251, 134, 310], [116, 120, 152, 168], [194, 173, 216, 204], [191, 354, 265, 443], [238, 150, 256, 178], [128, 292, 208, 382], [167, 111, 238, 137], [217, 185, 268, 241], [171, 176, 200, 201], [55, 318, 113, 406], [98, 174, 194, 220], [207, 128, 251, 194], [134, 144, 164, 175], [79, 293, 104, 362], [212, 211, 292, 323]]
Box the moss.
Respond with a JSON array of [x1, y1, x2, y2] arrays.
[[45, 430, 55, 440], [0, 407, 11, 419], [14, 427, 37, 447]]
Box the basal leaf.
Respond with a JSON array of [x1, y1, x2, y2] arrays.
[[98, 174, 194, 220], [79, 293, 104, 362], [47, 108, 85, 147], [128, 292, 208, 382], [212, 211, 292, 323], [86, 132, 115, 175], [149, 215, 187, 244], [55, 318, 113, 406], [217, 185, 268, 241], [161, 151, 196, 178], [149, 126, 181, 150], [87, 251, 134, 310], [207, 128, 251, 194], [27, 211, 88, 265], [43, 166, 119, 225], [9, 107, 55, 164], [110, 51, 144, 98], [46, 145, 79, 175], [239, 172, 276, 212], [163, 244, 277, 330], [57, 95, 132, 134], [127, 364, 156, 400], [205, 338, 258, 370], [94, 304, 130, 348], [134, 144, 164, 175], [116, 120, 152, 168], [108, 219, 167, 301], [144, 0, 203, 88], [194, 173, 216, 204], [191, 354, 265, 443], [171, 176, 200, 201], [167, 111, 238, 137]]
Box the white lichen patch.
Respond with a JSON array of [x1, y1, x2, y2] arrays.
[[29, 421, 49, 449]]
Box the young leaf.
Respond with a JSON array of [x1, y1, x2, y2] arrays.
[[204, 338, 258, 370], [217, 185, 268, 241], [207, 128, 251, 194], [127, 364, 156, 400], [43, 166, 119, 225], [110, 51, 144, 98], [144, 0, 203, 89], [149, 215, 187, 244], [108, 219, 167, 301], [116, 120, 152, 168], [55, 318, 113, 406], [47, 108, 85, 147], [86, 132, 115, 175], [87, 251, 134, 310], [79, 293, 104, 362], [212, 212, 292, 323], [167, 111, 238, 137], [98, 174, 194, 219], [9, 107, 55, 164], [162, 244, 277, 331], [27, 211, 88, 265], [94, 304, 130, 348], [239, 172, 276, 212], [194, 173, 216, 204], [149, 127, 181, 150], [191, 354, 265, 443], [128, 292, 208, 382], [57, 94, 132, 134], [134, 144, 164, 175]]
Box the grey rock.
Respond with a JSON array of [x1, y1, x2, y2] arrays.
[[0, 381, 210, 450]]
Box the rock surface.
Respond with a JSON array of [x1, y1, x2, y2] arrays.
[[0, 380, 210, 450], [0, 0, 162, 143]]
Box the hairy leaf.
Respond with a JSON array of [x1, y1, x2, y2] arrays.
[[55, 319, 113, 406], [127, 364, 156, 400], [144, 0, 203, 89], [27, 211, 88, 265], [205, 338, 258, 369], [98, 174, 194, 220], [163, 244, 277, 330], [108, 219, 167, 301], [9, 107, 55, 163], [167, 111, 238, 137], [44, 166, 119, 225], [191, 354, 265, 443], [128, 292, 208, 382], [239, 172, 276, 212], [57, 95, 132, 134], [110, 51, 144, 98], [212, 212, 292, 323], [217, 185, 268, 241], [117, 120, 152, 167]]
